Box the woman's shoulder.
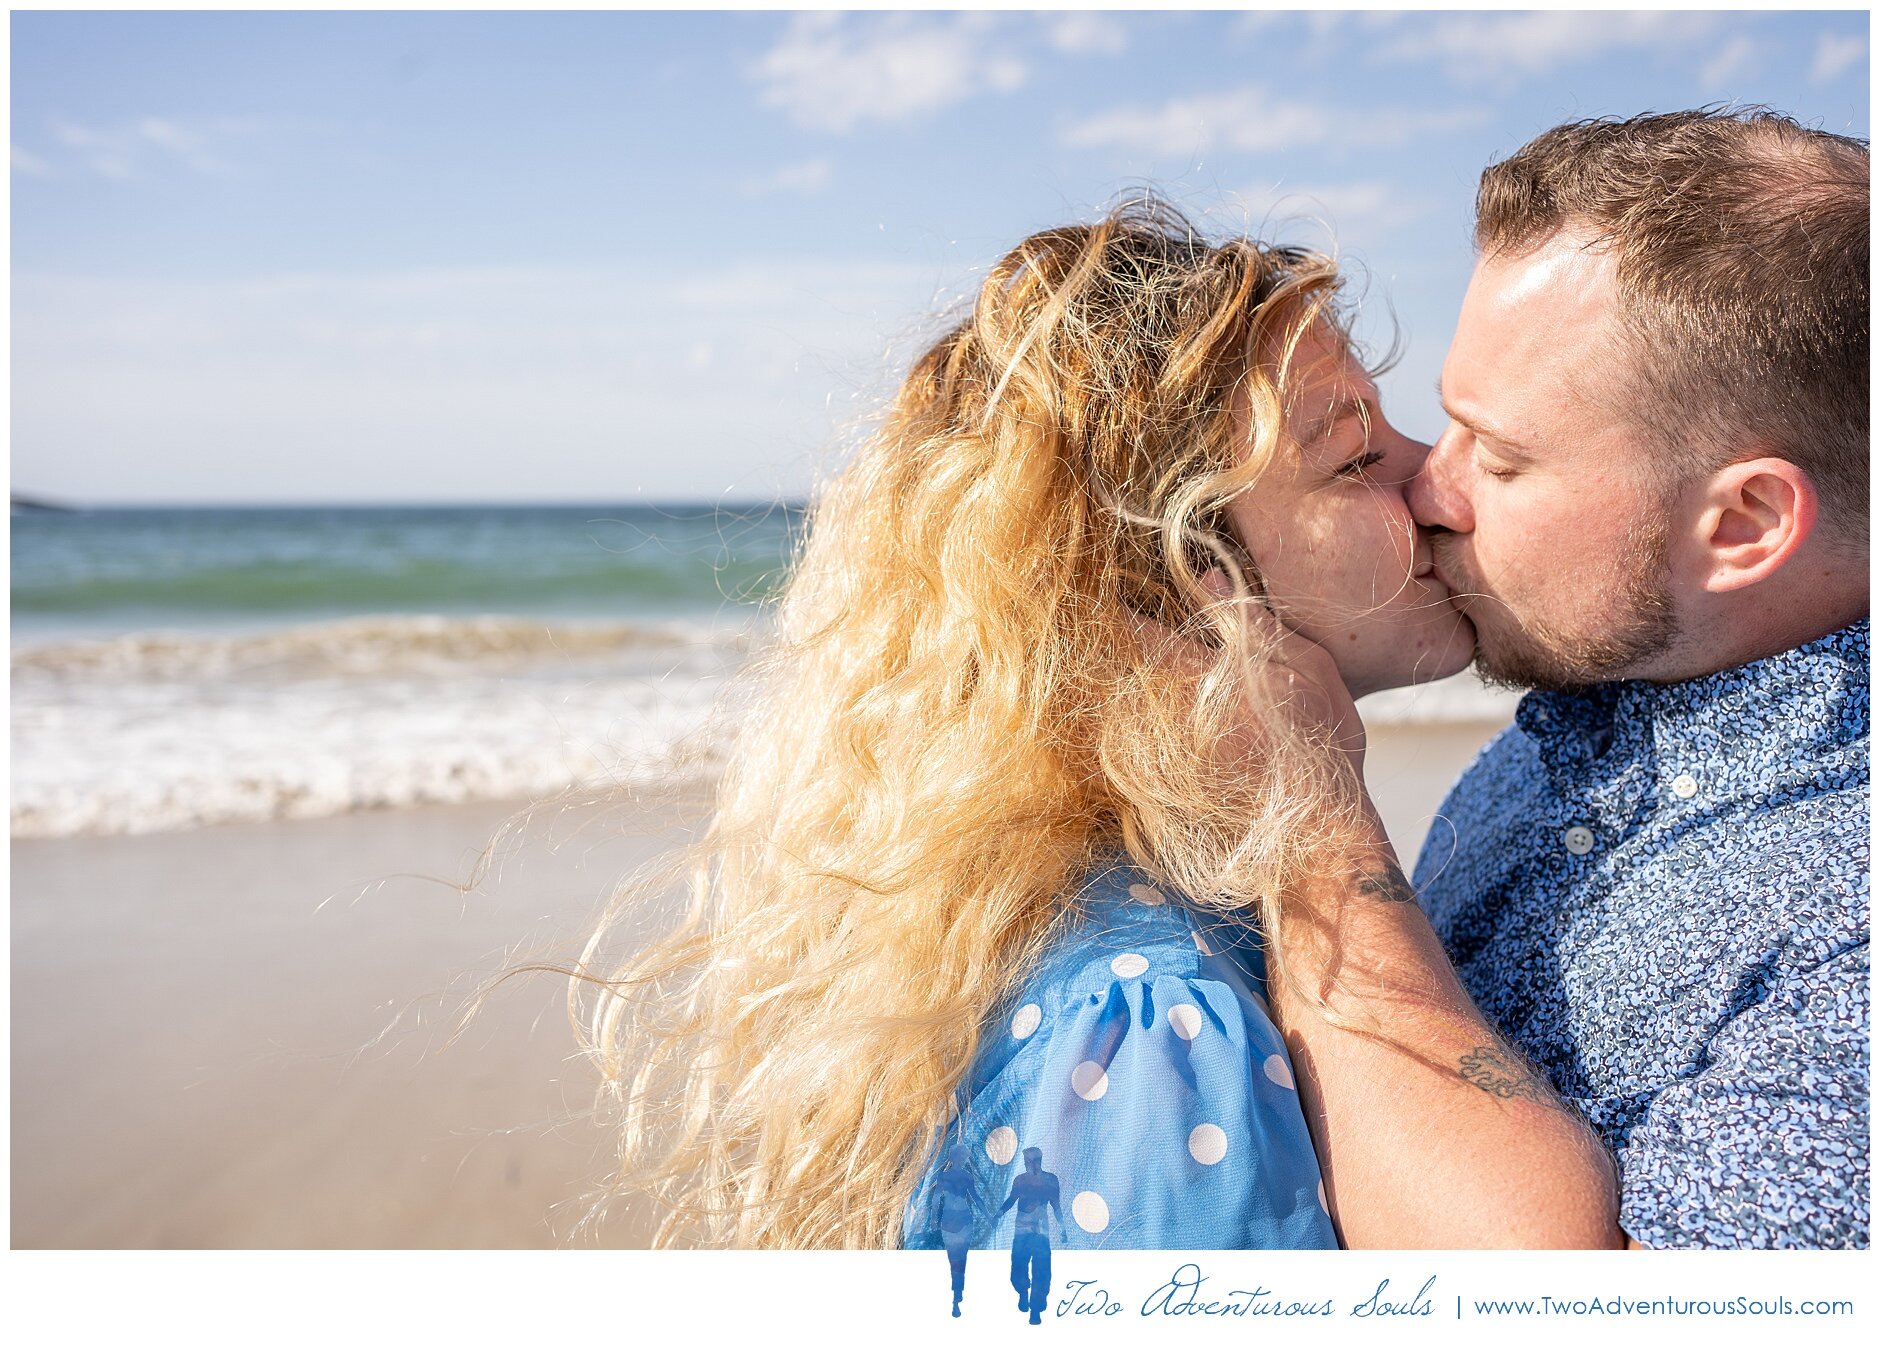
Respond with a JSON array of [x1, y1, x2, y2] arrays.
[[909, 858, 1334, 1250], [1018, 858, 1270, 1006], [960, 858, 1279, 1102]]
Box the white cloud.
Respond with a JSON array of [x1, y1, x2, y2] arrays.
[[1376, 11, 1720, 86], [32, 114, 248, 180], [748, 12, 1026, 133], [1063, 85, 1488, 157], [134, 117, 228, 174], [742, 158, 833, 195], [1232, 180, 1435, 243], [13, 145, 53, 176], [1234, 11, 1405, 50], [1700, 34, 1758, 88], [1233, 13, 1286, 40], [1811, 32, 1867, 84], [1047, 12, 1127, 56], [50, 119, 136, 179]]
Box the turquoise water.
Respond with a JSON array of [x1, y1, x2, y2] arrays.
[[10, 501, 804, 639], [12, 502, 799, 836]]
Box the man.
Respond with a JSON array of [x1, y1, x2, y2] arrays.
[[997, 1148, 1065, 1324], [1268, 108, 1868, 1249]]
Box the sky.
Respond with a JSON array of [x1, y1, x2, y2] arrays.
[[9, 7, 1871, 505]]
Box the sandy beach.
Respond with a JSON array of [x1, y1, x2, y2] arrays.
[[11, 720, 1503, 1249]]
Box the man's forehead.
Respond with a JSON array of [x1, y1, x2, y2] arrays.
[[1471, 232, 1617, 323], [1448, 234, 1619, 403]]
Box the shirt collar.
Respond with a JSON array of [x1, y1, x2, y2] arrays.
[[1517, 617, 1870, 796]]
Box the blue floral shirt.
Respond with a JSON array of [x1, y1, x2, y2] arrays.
[[902, 862, 1337, 1250], [1416, 619, 1870, 1248]]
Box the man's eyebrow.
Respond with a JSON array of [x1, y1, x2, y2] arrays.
[[1432, 377, 1525, 450]]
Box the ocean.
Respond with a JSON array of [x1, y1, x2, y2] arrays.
[[9, 501, 1513, 838], [9, 503, 798, 837]]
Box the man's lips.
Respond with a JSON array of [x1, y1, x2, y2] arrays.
[[1418, 546, 1468, 610]]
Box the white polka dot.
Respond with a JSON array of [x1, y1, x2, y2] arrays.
[[1317, 1179, 1329, 1214], [1188, 1123, 1228, 1165], [1263, 1053, 1294, 1089], [1072, 1190, 1109, 1233], [1190, 930, 1214, 956], [1167, 1003, 1203, 1041], [1070, 1060, 1110, 1101], [1128, 882, 1166, 906], [985, 1126, 1018, 1165], [1010, 1003, 1042, 1040], [1111, 952, 1149, 979]]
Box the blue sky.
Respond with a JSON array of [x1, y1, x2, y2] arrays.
[[10, 8, 1870, 505]]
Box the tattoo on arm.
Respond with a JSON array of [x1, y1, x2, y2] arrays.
[[1458, 1043, 1556, 1106], [1352, 861, 1419, 905], [1338, 857, 1572, 1120]]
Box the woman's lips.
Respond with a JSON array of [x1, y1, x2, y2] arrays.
[[1420, 538, 1466, 601], [1416, 556, 1471, 614]]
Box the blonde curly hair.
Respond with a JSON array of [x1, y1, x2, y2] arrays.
[[577, 194, 1363, 1247]]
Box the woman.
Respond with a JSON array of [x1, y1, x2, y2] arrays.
[[577, 194, 1473, 1248], [925, 1147, 984, 1315]]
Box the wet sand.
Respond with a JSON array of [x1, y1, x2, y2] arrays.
[[10, 720, 1504, 1248]]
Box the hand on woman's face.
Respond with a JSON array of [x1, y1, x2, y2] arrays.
[[1224, 327, 1476, 699]]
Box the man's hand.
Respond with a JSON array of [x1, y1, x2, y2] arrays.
[[1132, 567, 1369, 782]]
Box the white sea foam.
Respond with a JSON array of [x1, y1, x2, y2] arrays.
[[10, 613, 735, 683], [10, 611, 1518, 839], [1356, 669, 1520, 726], [10, 613, 756, 838]]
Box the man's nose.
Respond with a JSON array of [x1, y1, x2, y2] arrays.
[[1409, 424, 1474, 534]]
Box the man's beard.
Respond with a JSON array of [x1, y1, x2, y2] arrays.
[[1431, 520, 1682, 693]]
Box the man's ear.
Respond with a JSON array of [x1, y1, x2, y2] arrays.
[[1689, 458, 1817, 595]]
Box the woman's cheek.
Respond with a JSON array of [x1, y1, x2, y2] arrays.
[[1368, 490, 1419, 575]]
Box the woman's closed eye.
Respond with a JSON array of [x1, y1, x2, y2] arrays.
[[1331, 448, 1387, 479]]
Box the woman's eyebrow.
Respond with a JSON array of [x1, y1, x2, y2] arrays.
[[1300, 396, 1371, 446]]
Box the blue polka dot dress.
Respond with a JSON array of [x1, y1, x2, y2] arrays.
[[902, 861, 1338, 1250]]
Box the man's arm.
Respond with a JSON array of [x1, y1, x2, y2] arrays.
[[1137, 581, 1626, 1247], [1615, 939, 1867, 1248], [996, 1184, 1019, 1217], [1273, 805, 1626, 1249]]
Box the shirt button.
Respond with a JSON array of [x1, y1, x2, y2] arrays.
[[1563, 826, 1595, 855], [1670, 773, 1698, 799]]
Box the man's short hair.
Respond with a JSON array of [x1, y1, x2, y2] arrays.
[[1474, 107, 1869, 539]]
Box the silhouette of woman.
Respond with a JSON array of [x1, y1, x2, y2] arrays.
[[927, 1147, 984, 1316]]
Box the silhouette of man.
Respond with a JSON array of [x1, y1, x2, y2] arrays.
[[998, 1147, 1066, 1325]]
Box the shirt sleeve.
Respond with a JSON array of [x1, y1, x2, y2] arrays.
[[954, 968, 1337, 1250], [1618, 941, 1869, 1248]]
